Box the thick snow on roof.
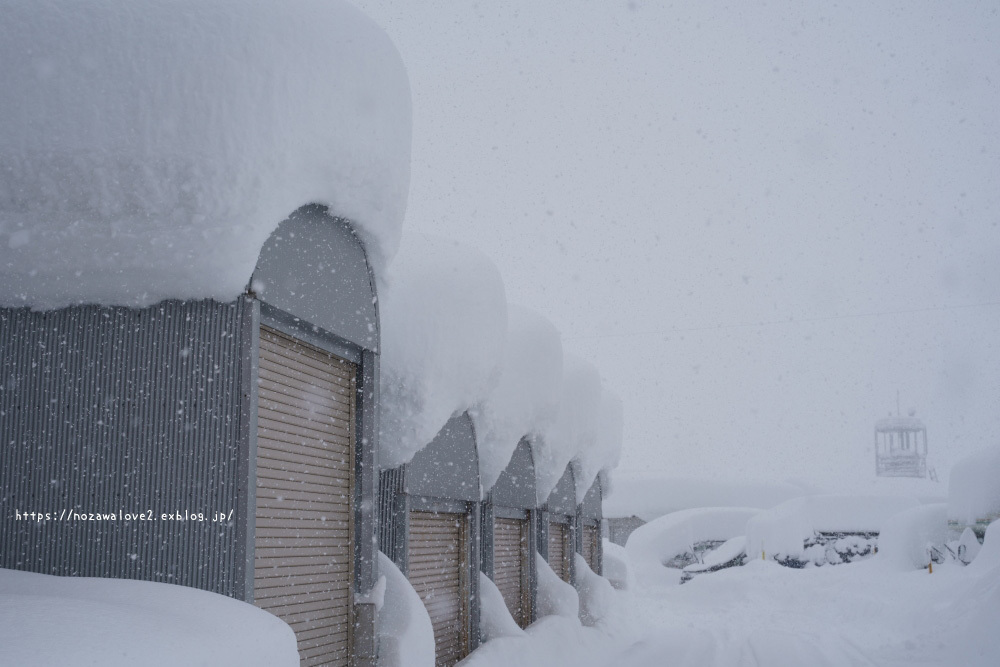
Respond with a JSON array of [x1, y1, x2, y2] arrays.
[[0, 0, 410, 309], [470, 305, 564, 493], [534, 354, 604, 504], [572, 388, 623, 503], [379, 233, 507, 468], [948, 446, 1000, 525], [0, 567, 297, 666]]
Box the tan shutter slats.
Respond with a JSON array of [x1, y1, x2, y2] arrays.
[[254, 326, 355, 667], [582, 524, 600, 573], [493, 517, 530, 627], [408, 510, 468, 667], [548, 522, 571, 583]]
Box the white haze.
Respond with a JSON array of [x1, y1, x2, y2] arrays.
[[353, 0, 1000, 492]]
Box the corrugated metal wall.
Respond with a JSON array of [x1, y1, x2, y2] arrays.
[[0, 300, 249, 596], [378, 467, 405, 563]]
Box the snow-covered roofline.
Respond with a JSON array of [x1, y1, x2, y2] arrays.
[[0, 0, 411, 309]]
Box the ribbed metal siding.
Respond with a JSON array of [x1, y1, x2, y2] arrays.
[[548, 521, 571, 583], [493, 517, 529, 628], [378, 467, 405, 562], [581, 523, 600, 574], [0, 300, 248, 595]]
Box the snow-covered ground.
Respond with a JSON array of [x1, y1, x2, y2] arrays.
[[462, 512, 1000, 667]]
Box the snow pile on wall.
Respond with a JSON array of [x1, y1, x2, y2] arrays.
[[376, 552, 435, 667], [948, 446, 1000, 527], [603, 476, 815, 521], [966, 520, 1000, 575], [601, 540, 634, 591], [0, 568, 297, 666], [746, 495, 919, 560], [379, 233, 507, 468], [479, 573, 526, 642], [877, 504, 949, 571], [535, 354, 604, 503], [626, 507, 760, 587], [572, 389, 624, 503], [0, 0, 411, 310], [535, 553, 580, 619], [574, 554, 615, 626], [470, 306, 564, 492]]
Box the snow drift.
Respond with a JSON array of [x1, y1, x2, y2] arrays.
[[0, 0, 411, 309], [877, 503, 950, 571], [535, 553, 580, 619], [479, 572, 526, 642], [376, 552, 435, 667], [378, 233, 507, 469], [948, 446, 1000, 531], [0, 568, 297, 666]]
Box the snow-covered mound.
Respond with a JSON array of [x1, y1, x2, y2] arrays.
[[378, 233, 507, 469], [0, 568, 297, 666], [574, 554, 615, 626], [470, 306, 563, 492], [479, 572, 525, 642], [376, 552, 435, 667], [603, 476, 812, 521], [877, 503, 950, 571], [601, 540, 634, 591], [948, 446, 1000, 533], [0, 0, 411, 309], [535, 354, 603, 503], [625, 507, 760, 587], [746, 494, 919, 561], [535, 553, 580, 619]]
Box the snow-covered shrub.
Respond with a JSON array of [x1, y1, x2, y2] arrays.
[[478, 573, 525, 642], [376, 552, 435, 667], [573, 554, 615, 626], [601, 540, 634, 591], [0, 567, 298, 666], [535, 553, 580, 619], [966, 519, 1000, 575], [877, 503, 949, 571]]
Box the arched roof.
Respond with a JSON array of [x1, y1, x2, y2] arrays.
[[252, 205, 378, 351], [546, 465, 577, 517], [489, 438, 537, 510], [579, 477, 603, 520], [404, 412, 481, 502]]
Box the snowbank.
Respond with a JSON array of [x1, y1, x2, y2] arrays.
[[574, 554, 615, 626], [602, 476, 812, 521], [877, 503, 950, 571], [378, 233, 507, 469], [625, 507, 760, 587], [573, 389, 624, 503], [0, 568, 297, 666], [601, 539, 635, 591], [0, 0, 411, 309], [948, 446, 1000, 531], [746, 495, 919, 560], [470, 306, 564, 492], [535, 354, 603, 503], [536, 553, 580, 619], [479, 573, 525, 642], [376, 552, 435, 667]]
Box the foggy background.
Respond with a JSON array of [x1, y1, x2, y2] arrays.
[[353, 0, 1000, 492]]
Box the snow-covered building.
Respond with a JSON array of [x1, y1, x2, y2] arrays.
[[0, 2, 411, 666], [540, 465, 579, 584], [480, 437, 539, 629], [875, 415, 929, 478], [377, 412, 484, 666]]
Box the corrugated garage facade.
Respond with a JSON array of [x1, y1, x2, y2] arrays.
[[540, 465, 577, 584], [481, 438, 537, 628], [379, 412, 483, 667], [0, 205, 381, 666]]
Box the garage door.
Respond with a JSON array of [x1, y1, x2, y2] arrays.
[[493, 517, 530, 627], [582, 523, 600, 573], [254, 326, 356, 667], [548, 521, 571, 583], [409, 510, 468, 667]]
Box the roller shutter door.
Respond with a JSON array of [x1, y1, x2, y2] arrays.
[[548, 521, 571, 583], [254, 326, 355, 667], [409, 510, 468, 667], [582, 524, 600, 573], [493, 517, 530, 627]]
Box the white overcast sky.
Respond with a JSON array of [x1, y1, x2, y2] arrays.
[[353, 0, 1000, 491]]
